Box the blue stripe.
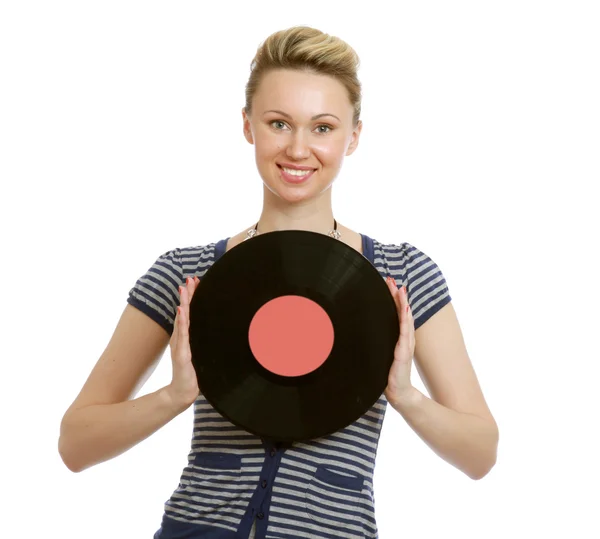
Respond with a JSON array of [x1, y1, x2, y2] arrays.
[[126, 296, 172, 335], [128, 235, 451, 539]]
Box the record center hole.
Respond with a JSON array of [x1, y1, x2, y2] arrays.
[[248, 295, 334, 377]]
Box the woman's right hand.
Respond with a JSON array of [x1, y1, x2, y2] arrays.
[[166, 275, 201, 410]]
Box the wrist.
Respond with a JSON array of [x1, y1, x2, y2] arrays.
[[160, 385, 196, 415], [388, 386, 423, 413]]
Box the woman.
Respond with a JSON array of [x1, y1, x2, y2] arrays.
[[59, 26, 498, 539]]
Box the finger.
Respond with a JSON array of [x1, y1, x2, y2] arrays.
[[401, 286, 412, 320], [190, 276, 200, 298], [177, 284, 190, 333], [385, 276, 399, 300], [184, 275, 201, 302], [170, 307, 178, 348], [176, 287, 182, 315], [406, 295, 415, 342], [386, 276, 403, 314], [184, 276, 194, 296], [178, 301, 189, 345], [178, 284, 188, 308], [182, 282, 193, 326], [180, 282, 190, 310], [401, 289, 416, 350], [386, 278, 409, 338], [396, 285, 412, 339]]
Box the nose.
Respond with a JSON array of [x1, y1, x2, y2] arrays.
[[285, 130, 311, 160]]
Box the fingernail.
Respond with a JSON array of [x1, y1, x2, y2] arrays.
[[391, 277, 397, 287], [178, 286, 183, 295], [406, 305, 409, 313]]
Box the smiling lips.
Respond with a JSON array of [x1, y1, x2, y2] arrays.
[[278, 164, 316, 183]]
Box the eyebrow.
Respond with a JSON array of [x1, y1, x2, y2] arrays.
[[263, 109, 341, 122]]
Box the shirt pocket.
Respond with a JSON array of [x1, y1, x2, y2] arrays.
[[181, 451, 243, 508], [305, 464, 370, 532]]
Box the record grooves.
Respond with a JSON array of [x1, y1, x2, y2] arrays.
[[189, 230, 399, 442]]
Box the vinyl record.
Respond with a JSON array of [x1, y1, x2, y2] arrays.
[[188, 230, 399, 442]]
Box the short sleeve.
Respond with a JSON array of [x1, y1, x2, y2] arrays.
[[127, 248, 183, 336], [404, 243, 452, 330]]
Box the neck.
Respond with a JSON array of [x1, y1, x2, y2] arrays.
[[254, 214, 336, 234], [255, 185, 335, 234]]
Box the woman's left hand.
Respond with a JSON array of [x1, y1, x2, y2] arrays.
[[384, 276, 416, 405]]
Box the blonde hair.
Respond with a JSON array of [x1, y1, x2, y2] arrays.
[[244, 26, 362, 126]]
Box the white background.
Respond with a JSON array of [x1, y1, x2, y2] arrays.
[[1, 1, 599, 537]]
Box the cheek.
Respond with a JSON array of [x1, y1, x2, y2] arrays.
[[254, 134, 282, 159], [313, 139, 347, 165], [253, 131, 347, 166]]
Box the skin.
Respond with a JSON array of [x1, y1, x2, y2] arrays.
[[59, 67, 498, 481], [232, 68, 498, 479], [226, 68, 364, 253]]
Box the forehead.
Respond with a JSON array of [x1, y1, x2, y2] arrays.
[[254, 69, 351, 117]]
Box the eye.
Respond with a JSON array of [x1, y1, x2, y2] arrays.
[[270, 120, 288, 130], [269, 120, 333, 134], [316, 125, 333, 134]]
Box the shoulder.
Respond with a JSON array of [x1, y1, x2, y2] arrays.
[[126, 241, 222, 336], [373, 239, 452, 330], [374, 239, 433, 268], [373, 239, 443, 277], [147, 242, 223, 277]]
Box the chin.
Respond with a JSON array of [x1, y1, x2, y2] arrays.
[[265, 184, 311, 202], [258, 165, 334, 200]]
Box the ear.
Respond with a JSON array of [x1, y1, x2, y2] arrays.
[[345, 120, 363, 156], [242, 107, 254, 145]]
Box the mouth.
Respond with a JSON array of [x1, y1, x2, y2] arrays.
[[277, 164, 316, 184]]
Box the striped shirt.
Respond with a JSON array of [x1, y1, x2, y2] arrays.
[[127, 233, 451, 538]]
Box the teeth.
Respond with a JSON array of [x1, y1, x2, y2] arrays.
[[282, 167, 313, 176]]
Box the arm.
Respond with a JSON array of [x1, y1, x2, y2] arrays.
[[60, 387, 188, 473], [58, 304, 189, 473], [388, 302, 499, 480]]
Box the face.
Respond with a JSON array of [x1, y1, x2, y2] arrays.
[[242, 69, 362, 203]]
